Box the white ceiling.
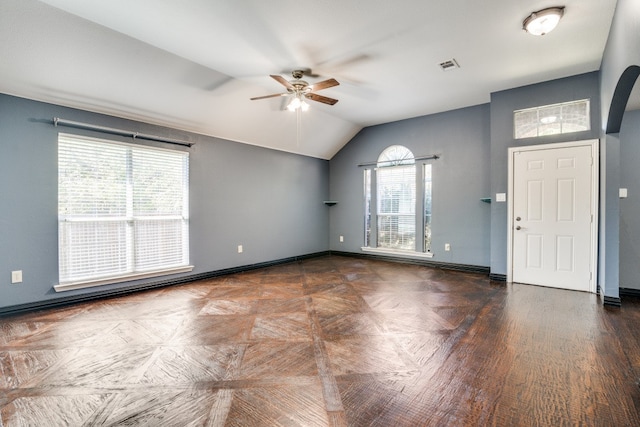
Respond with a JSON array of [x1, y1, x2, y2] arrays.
[[0, 0, 618, 159]]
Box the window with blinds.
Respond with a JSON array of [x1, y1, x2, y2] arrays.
[[58, 133, 190, 288], [364, 169, 372, 247], [423, 163, 432, 252], [362, 145, 433, 256], [377, 160, 416, 250]]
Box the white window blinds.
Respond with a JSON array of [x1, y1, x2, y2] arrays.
[[377, 164, 416, 250], [376, 145, 416, 251], [58, 133, 189, 285]]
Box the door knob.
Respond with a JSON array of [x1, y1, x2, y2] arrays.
[[516, 226, 521, 230]]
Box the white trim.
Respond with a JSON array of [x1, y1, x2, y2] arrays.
[[361, 247, 434, 259], [507, 139, 599, 293], [54, 265, 194, 292]]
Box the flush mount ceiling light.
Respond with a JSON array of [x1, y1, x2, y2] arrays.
[[523, 6, 565, 36]]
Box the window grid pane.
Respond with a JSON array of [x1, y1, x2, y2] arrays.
[[59, 220, 128, 281], [134, 219, 188, 271], [58, 140, 128, 217], [133, 150, 187, 216], [377, 214, 415, 250], [537, 105, 562, 136], [514, 109, 539, 139], [377, 166, 416, 215], [561, 100, 590, 133]]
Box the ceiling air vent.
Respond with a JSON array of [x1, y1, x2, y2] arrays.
[[439, 59, 460, 71]]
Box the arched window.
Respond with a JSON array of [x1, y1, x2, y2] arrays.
[[363, 145, 432, 255], [376, 146, 416, 250]]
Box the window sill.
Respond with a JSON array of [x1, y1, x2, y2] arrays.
[[360, 247, 434, 259], [54, 265, 195, 292]]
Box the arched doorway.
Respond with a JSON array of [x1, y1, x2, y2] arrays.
[[605, 65, 640, 305], [606, 66, 640, 134]]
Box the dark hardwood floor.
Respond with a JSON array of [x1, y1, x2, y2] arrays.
[[1, 255, 639, 426]]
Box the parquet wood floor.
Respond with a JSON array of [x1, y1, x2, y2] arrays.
[[1, 255, 639, 426]]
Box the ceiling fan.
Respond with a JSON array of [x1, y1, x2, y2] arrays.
[[250, 70, 339, 111]]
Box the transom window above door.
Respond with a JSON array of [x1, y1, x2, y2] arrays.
[[514, 99, 590, 139]]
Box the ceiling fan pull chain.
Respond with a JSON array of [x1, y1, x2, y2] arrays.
[[297, 107, 301, 147]]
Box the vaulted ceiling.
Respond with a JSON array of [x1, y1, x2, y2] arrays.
[[0, 0, 618, 159]]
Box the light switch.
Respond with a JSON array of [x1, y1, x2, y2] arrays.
[[620, 188, 628, 198], [11, 270, 22, 284], [496, 193, 506, 202]]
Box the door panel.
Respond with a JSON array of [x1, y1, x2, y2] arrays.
[[526, 234, 543, 268], [556, 235, 574, 271], [527, 180, 543, 220], [557, 179, 574, 221], [512, 145, 593, 291]]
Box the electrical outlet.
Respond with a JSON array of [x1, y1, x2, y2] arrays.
[[445, 243, 451, 251], [339, 235, 344, 242], [237, 245, 243, 254], [11, 270, 22, 284]]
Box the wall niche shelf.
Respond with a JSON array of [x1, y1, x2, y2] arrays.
[[480, 198, 491, 204], [323, 201, 338, 206]]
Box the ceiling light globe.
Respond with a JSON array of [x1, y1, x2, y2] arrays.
[[287, 96, 301, 111], [523, 7, 565, 36]]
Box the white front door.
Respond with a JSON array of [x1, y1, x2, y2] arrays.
[[510, 142, 597, 292]]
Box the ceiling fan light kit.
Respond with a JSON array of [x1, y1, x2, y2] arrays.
[[523, 6, 565, 36], [287, 96, 309, 112], [251, 69, 340, 111]]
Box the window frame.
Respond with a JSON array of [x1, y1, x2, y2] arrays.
[[55, 133, 193, 292], [513, 99, 591, 139], [423, 163, 432, 253], [362, 145, 434, 259]]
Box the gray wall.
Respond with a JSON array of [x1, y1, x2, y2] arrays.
[[619, 109, 640, 290], [0, 94, 329, 309], [489, 72, 601, 276], [600, 0, 640, 132], [329, 104, 491, 267], [599, 0, 640, 298]]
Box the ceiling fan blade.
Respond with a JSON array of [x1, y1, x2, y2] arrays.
[[250, 93, 287, 101], [306, 93, 339, 105], [308, 78, 340, 92], [270, 75, 294, 90]]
